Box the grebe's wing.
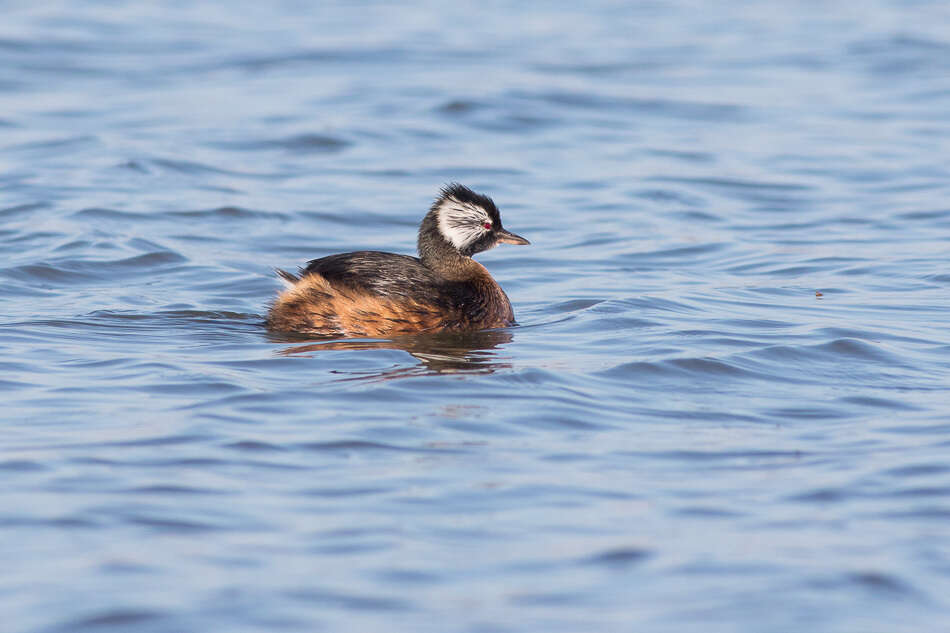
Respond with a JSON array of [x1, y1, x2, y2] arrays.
[[301, 251, 445, 300]]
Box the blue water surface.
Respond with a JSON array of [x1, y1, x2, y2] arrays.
[[2, 2, 950, 632]]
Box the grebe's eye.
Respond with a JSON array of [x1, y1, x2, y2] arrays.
[[483, 222, 492, 230]]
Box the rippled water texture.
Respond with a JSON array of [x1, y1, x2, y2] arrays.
[[3, 2, 950, 632]]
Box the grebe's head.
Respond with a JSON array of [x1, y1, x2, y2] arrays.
[[420, 183, 529, 258]]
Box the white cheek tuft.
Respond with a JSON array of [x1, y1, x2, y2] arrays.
[[436, 198, 491, 249]]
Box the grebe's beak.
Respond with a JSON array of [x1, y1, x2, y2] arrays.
[[496, 228, 530, 245]]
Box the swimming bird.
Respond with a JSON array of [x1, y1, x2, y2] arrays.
[[266, 184, 529, 337]]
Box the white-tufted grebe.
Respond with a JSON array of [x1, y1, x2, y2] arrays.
[[266, 183, 530, 337]]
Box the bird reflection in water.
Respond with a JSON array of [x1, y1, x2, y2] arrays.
[[269, 328, 513, 380]]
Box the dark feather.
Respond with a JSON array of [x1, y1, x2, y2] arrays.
[[301, 251, 475, 309], [276, 268, 300, 284]]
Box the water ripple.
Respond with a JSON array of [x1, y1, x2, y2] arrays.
[[210, 133, 351, 154], [5, 3, 950, 633]]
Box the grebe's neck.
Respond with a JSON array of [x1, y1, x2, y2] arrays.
[[418, 210, 482, 281]]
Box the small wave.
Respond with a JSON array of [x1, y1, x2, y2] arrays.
[[838, 395, 920, 411], [897, 208, 950, 221], [559, 233, 626, 249], [618, 242, 726, 262], [88, 309, 258, 321], [621, 449, 807, 462], [224, 440, 287, 453], [295, 440, 465, 454], [283, 588, 412, 612], [845, 571, 919, 596], [753, 338, 902, 364], [50, 609, 168, 633], [3, 252, 188, 285], [212, 46, 410, 72], [211, 133, 350, 154], [632, 186, 710, 206], [0, 459, 47, 471], [149, 157, 289, 180], [114, 159, 150, 172], [169, 206, 289, 221], [652, 175, 812, 191], [125, 515, 222, 533], [886, 463, 950, 478], [121, 484, 228, 496], [436, 99, 485, 114], [550, 298, 604, 313], [8, 134, 98, 154], [528, 90, 749, 122], [418, 166, 527, 178], [645, 148, 715, 163], [849, 34, 950, 77], [75, 205, 288, 223], [598, 357, 761, 382], [72, 207, 157, 222], [765, 405, 857, 420], [297, 208, 410, 227], [581, 547, 651, 568], [2, 263, 92, 283], [0, 202, 49, 218], [611, 296, 700, 315], [298, 485, 392, 498]]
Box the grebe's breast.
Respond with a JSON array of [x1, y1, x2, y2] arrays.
[[268, 251, 514, 337]]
